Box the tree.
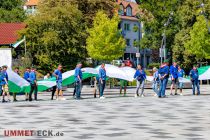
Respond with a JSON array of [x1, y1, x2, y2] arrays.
[[0, 0, 26, 22], [20, 1, 86, 72], [139, 0, 180, 63], [86, 11, 125, 61], [185, 16, 210, 60]]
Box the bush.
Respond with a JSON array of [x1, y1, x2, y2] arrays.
[[147, 63, 160, 69]]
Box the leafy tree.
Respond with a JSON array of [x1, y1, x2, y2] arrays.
[[20, 1, 86, 72], [86, 11, 125, 61], [139, 0, 180, 63], [185, 16, 210, 60], [0, 0, 26, 22]]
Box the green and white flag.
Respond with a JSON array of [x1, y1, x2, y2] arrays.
[[7, 69, 29, 93], [12, 36, 25, 48], [198, 66, 210, 80]]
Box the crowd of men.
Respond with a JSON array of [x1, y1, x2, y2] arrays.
[[0, 60, 200, 102]]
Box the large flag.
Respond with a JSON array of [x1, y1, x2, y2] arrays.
[[7, 69, 30, 93], [198, 66, 210, 80]]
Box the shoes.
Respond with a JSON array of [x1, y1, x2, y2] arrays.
[[2, 99, 6, 103], [134, 94, 138, 98], [60, 97, 66, 100], [25, 99, 29, 101], [13, 99, 18, 102], [99, 96, 105, 99], [180, 93, 183, 96], [154, 94, 157, 97], [141, 94, 145, 97], [174, 93, 178, 95], [162, 95, 167, 98], [170, 93, 174, 96]]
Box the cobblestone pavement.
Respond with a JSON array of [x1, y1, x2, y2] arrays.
[[0, 85, 210, 140]]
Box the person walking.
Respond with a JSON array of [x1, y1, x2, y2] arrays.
[[74, 62, 83, 99], [1, 65, 10, 102], [158, 60, 169, 98], [29, 67, 38, 101], [170, 61, 179, 95], [134, 65, 146, 97], [152, 67, 159, 96], [119, 63, 127, 96], [23, 67, 30, 101], [99, 63, 106, 99], [189, 65, 200, 95], [178, 66, 185, 95], [53, 65, 65, 100]]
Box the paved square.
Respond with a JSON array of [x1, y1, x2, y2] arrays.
[[0, 85, 210, 140]]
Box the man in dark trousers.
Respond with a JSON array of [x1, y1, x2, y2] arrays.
[[99, 63, 106, 99], [189, 65, 200, 95], [29, 67, 38, 101]]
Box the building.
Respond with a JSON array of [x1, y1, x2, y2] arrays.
[[23, 0, 39, 15], [116, 0, 151, 67], [0, 23, 26, 47]]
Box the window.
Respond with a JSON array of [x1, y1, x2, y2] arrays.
[[126, 39, 131, 46], [126, 6, 132, 16], [118, 5, 124, 15], [124, 23, 130, 31]]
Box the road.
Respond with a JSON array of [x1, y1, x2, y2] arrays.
[[0, 85, 210, 140]]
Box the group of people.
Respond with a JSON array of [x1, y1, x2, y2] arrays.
[[0, 60, 200, 102], [133, 60, 200, 98]]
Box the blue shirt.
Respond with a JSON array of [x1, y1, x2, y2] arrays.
[[189, 69, 199, 81], [54, 69, 62, 83], [170, 65, 178, 79], [158, 65, 169, 79], [99, 68, 106, 80], [0, 71, 3, 86], [178, 69, 185, 78], [134, 69, 146, 81], [153, 71, 159, 83], [1, 70, 8, 85], [29, 71, 36, 84], [74, 67, 82, 82], [24, 71, 30, 82]]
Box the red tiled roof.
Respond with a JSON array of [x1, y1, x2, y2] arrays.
[[0, 23, 26, 45], [25, 0, 39, 6], [117, 0, 141, 16]]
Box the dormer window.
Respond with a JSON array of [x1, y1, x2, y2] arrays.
[[126, 6, 132, 16], [118, 5, 124, 15]]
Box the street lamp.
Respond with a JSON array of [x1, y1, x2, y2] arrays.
[[160, 11, 173, 64], [198, 1, 210, 34]]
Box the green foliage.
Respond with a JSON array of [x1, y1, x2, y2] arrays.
[[0, 0, 26, 22], [185, 16, 210, 60], [140, 0, 210, 68], [86, 11, 126, 62], [20, 1, 86, 73], [133, 25, 139, 32], [147, 63, 160, 69]]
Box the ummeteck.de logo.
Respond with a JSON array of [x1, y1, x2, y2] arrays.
[[4, 130, 64, 137]]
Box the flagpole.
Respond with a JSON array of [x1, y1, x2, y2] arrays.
[[24, 36, 26, 57]]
